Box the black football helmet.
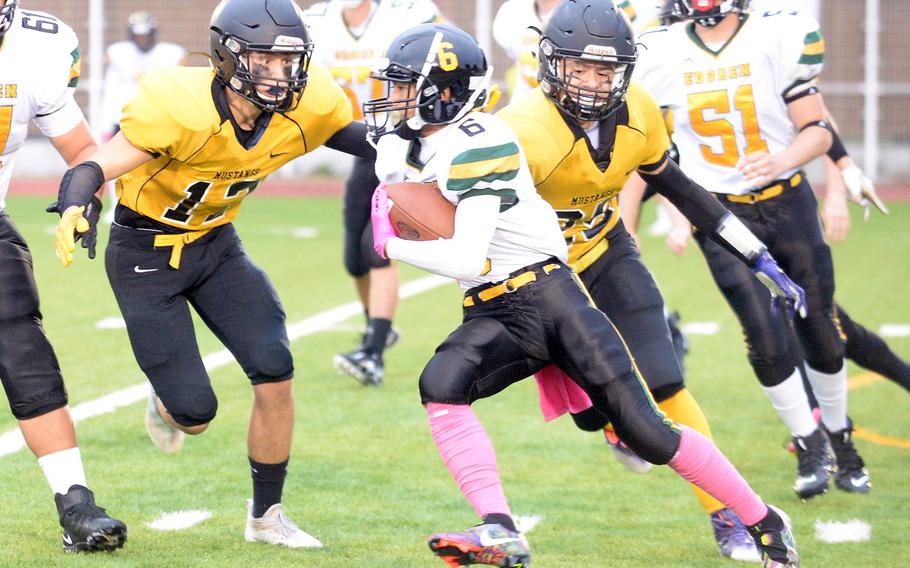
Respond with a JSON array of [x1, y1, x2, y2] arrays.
[[362, 23, 492, 140], [210, 0, 314, 113], [538, 0, 637, 122], [128, 11, 158, 52], [670, 0, 750, 27], [0, 0, 20, 43]]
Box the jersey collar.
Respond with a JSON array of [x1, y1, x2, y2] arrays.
[[685, 13, 749, 58]]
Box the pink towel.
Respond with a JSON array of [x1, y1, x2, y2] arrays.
[[534, 364, 594, 421]]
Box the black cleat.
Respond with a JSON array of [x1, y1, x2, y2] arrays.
[[792, 427, 833, 499], [55, 485, 126, 553], [823, 421, 871, 494], [333, 348, 384, 386], [747, 505, 799, 567]]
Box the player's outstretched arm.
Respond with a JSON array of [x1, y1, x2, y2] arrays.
[[51, 132, 154, 267], [640, 158, 807, 317]]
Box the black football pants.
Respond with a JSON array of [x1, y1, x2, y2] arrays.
[[418, 259, 681, 465], [343, 156, 390, 277]]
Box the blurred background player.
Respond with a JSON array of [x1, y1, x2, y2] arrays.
[[99, 11, 185, 223], [0, 0, 125, 552], [635, 0, 870, 499], [304, 0, 442, 386]]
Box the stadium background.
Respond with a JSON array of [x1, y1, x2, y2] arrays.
[[13, 0, 910, 184]]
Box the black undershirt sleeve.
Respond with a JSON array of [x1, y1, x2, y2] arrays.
[[324, 122, 376, 160], [639, 158, 754, 265]]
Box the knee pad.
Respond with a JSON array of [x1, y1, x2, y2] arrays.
[[160, 384, 218, 427], [0, 315, 68, 420], [247, 343, 294, 385], [419, 351, 476, 405]]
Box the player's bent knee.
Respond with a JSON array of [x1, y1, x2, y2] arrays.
[[163, 386, 218, 428], [419, 352, 474, 405], [571, 407, 608, 431], [247, 349, 293, 385]]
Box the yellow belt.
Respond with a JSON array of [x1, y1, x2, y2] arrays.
[[724, 172, 802, 204], [463, 263, 561, 308], [153, 229, 212, 269]]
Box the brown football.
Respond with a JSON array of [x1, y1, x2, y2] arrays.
[[386, 181, 455, 241]]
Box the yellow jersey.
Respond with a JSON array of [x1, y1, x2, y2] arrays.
[[497, 83, 669, 272], [117, 64, 352, 230]]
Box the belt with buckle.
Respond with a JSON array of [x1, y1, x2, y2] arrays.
[[722, 172, 803, 204], [463, 262, 562, 308]]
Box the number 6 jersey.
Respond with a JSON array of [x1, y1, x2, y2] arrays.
[[0, 10, 84, 209], [635, 10, 824, 195]]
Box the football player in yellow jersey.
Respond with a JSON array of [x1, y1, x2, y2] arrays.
[[49, 0, 375, 548], [497, 0, 802, 563]]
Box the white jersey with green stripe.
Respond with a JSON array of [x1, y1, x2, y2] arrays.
[[636, 10, 824, 195], [375, 111, 567, 290]]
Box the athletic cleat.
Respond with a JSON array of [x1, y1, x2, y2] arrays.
[[333, 348, 384, 386], [604, 424, 652, 474], [55, 485, 127, 553], [786, 408, 821, 454], [747, 505, 799, 567], [144, 389, 184, 454], [792, 427, 833, 499], [823, 422, 871, 494], [710, 508, 761, 562], [428, 523, 530, 567], [244, 499, 322, 549]]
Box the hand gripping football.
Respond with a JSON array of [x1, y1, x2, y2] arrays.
[[385, 181, 455, 240]]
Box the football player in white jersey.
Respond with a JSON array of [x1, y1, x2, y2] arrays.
[[635, 0, 871, 499], [100, 11, 185, 223], [0, 0, 126, 552], [303, 0, 441, 386], [364, 21, 799, 568]]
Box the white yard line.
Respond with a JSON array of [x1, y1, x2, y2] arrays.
[[148, 510, 213, 531], [0, 275, 450, 458], [814, 519, 872, 543], [879, 324, 910, 338]]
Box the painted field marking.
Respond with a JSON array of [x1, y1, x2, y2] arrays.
[[848, 372, 910, 449], [95, 317, 127, 330], [680, 322, 720, 335], [514, 515, 543, 534], [0, 275, 450, 458], [148, 510, 213, 531], [879, 324, 910, 338], [815, 519, 871, 543]]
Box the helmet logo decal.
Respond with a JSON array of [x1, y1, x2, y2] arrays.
[[437, 41, 459, 72], [274, 35, 305, 49], [582, 45, 617, 57]]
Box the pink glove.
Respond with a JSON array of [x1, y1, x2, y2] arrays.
[[371, 182, 395, 260]]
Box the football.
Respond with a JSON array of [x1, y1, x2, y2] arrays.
[[385, 181, 455, 241]]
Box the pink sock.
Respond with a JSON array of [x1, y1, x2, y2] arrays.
[[668, 427, 768, 526], [426, 403, 511, 519]]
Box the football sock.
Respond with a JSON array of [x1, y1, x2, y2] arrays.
[[427, 403, 511, 519], [668, 427, 767, 526], [249, 457, 288, 518], [483, 513, 518, 533], [37, 447, 87, 495], [797, 364, 820, 408], [842, 317, 910, 392], [760, 368, 818, 437], [363, 317, 392, 355], [805, 361, 849, 432], [657, 389, 724, 515]]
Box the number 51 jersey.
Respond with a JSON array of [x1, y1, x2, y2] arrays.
[[0, 10, 83, 209], [635, 10, 824, 195]]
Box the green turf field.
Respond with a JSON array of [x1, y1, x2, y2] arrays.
[[1, 194, 908, 567]]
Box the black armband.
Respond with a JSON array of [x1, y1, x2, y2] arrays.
[[827, 128, 849, 163], [48, 161, 106, 216], [799, 119, 832, 133], [783, 85, 819, 105], [325, 121, 376, 160]]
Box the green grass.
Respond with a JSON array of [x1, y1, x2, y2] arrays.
[[1, 195, 909, 567]]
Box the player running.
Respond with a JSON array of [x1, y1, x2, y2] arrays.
[[50, 0, 374, 548], [364, 21, 800, 568]]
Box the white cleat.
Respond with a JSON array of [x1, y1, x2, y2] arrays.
[[604, 424, 653, 474], [244, 500, 322, 549], [144, 389, 184, 454]]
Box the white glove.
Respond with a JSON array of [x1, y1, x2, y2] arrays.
[[840, 165, 889, 220]]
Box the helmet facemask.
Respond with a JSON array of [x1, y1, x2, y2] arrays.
[[0, 0, 20, 41], [540, 38, 635, 122], [671, 0, 750, 27], [214, 33, 312, 113]]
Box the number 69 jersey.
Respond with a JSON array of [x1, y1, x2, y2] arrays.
[[635, 10, 824, 195], [0, 10, 84, 209], [373, 111, 567, 289]]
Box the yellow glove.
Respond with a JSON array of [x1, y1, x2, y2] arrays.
[[481, 83, 502, 113], [55, 205, 90, 267]]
